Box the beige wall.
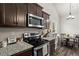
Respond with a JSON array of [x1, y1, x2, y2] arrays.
[[0, 27, 41, 41]]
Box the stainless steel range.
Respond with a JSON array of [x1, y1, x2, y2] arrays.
[[23, 33, 49, 56]]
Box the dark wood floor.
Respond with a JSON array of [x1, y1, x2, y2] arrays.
[[54, 46, 79, 56]]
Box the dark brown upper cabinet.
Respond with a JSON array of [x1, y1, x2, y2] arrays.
[[0, 4, 5, 26], [28, 3, 37, 15], [5, 4, 17, 27], [27, 3, 43, 17], [16, 4, 27, 27], [42, 11, 50, 29], [0, 3, 27, 27], [42, 11, 49, 20], [36, 4, 43, 17]]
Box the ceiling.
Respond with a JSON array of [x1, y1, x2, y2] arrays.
[[53, 3, 79, 18]]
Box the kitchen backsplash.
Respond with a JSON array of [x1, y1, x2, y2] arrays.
[[0, 27, 42, 41]]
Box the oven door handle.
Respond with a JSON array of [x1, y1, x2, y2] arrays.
[[34, 46, 43, 50]]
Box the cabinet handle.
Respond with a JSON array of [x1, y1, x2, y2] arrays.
[[16, 21, 18, 24], [24, 14, 26, 25], [13, 16, 16, 24], [13, 16, 14, 24], [16, 18, 19, 24]]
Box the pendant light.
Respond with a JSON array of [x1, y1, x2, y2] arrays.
[[66, 3, 75, 20]]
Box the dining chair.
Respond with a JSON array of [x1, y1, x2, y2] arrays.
[[74, 37, 79, 48], [67, 38, 74, 47], [60, 34, 66, 46]]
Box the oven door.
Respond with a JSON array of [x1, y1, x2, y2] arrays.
[[34, 43, 49, 56]]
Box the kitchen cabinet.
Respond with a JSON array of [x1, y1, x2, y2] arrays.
[[16, 4, 27, 27], [49, 39, 55, 56], [5, 3, 27, 27], [36, 4, 43, 17], [0, 4, 5, 26], [42, 11, 50, 29], [5, 4, 17, 27], [12, 48, 33, 56], [42, 11, 49, 20], [28, 3, 43, 17], [1, 3, 27, 27], [28, 3, 37, 15]]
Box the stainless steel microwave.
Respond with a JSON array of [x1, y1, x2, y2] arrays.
[[27, 13, 44, 28]]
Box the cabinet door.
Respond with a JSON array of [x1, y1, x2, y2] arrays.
[[28, 3, 37, 15], [42, 11, 49, 20], [42, 11, 50, 29], [12, 48, 33, 56], [16, 4, 27, 27], [0, 3, 5, 26], [36, 5, 42, 17], [5, 4, 17, 26], [50, 39, 55, 56]]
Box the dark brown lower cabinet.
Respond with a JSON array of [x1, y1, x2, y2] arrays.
[[12, 48, 33, 56], [49, 39, 55, 56]]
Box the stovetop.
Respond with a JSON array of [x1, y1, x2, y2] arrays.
[[28, 39, 48, 47], [23, 33, 49, 47], [23, 37, 48, 47]]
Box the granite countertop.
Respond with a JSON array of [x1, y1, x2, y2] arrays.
[[42, 37, 55, 41], [0, 42, 33, 56]]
